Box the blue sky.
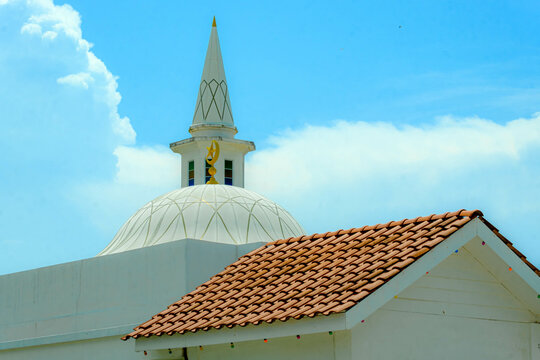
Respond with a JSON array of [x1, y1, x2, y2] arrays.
[[1, 0, 540, 275]]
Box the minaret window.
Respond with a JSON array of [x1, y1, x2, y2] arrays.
[[224, 160, 233, 185], [205, 161, 211, 183], [188, 161, 195, 186]]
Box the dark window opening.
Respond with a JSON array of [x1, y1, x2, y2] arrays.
[[188, 161, 195, 186], [224, 160, 233, 185], [205, 160, 211, 183]]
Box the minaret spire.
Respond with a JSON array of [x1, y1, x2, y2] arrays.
[[170, 18, 255, 188], [190, 17, 236, 137]]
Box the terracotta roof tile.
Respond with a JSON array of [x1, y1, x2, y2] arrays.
[[123, 209, 539, 340]]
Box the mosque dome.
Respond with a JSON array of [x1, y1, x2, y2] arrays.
[[99, 185, 304, 255]]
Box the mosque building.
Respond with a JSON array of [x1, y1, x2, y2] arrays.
[[1, 18, 539, 360]]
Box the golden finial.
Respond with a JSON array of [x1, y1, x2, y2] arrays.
[[205, 140, 220, 184], [212, 16, 216, 27]]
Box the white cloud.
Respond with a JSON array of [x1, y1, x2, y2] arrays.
[[246, 114, 540, 200], [57, 72, 93, 89], [42, 30, 57, 40], [113, 146, 180, 187], [0, 0, 140, 270], [21, 22, 41, 35], [113, 116, 137, 143], [25, 0, 82, 42], [16, 0, 136, 144], [73, 146, 181, 236]]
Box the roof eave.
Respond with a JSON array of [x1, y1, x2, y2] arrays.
[[133, 312, 347, 352]]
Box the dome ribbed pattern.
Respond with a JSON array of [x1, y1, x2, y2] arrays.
[[99, 185, 304, 255]]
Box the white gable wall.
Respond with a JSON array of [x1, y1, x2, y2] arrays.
[[352, 310, 533, 360], [351, 245, 539, 359]]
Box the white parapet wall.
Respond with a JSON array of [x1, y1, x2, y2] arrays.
[[0, 238, 263, 359]]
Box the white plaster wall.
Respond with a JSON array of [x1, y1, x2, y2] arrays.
[[383, 247, 536, 322], [350, 246, 538, 359], [0, 239, 262, 359], [183, 331, 350, 360], [1, 335, 144, 360], [352, 309, 531, 360]]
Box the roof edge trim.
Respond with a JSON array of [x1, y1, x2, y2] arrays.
[[476, 222, 540, 291], [133, 313, 346, 350]]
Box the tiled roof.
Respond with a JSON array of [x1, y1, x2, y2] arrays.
[[124, 209, 538, 340]]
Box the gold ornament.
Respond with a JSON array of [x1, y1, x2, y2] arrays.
[[205, 140, 220, 184]]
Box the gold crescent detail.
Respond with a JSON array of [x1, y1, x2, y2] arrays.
[[205, 140, 220, 184]]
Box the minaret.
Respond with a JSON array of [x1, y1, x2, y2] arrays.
[[170, 18, 255, 188]]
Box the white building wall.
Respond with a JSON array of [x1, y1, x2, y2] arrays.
[[352, 309, 532, 360], [0, 239, 263, 359], [382, 246, 535, 322], [2, 335, 145, 360], [351, 247, 538, 359], [183, 331, 349, 360]]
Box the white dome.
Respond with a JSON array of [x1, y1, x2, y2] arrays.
[[99, 185, 304, 255]]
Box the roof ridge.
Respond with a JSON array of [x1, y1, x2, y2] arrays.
[[265, 209, 483, 247]]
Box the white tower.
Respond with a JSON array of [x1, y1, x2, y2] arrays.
[[171, 17, 255, 188]]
